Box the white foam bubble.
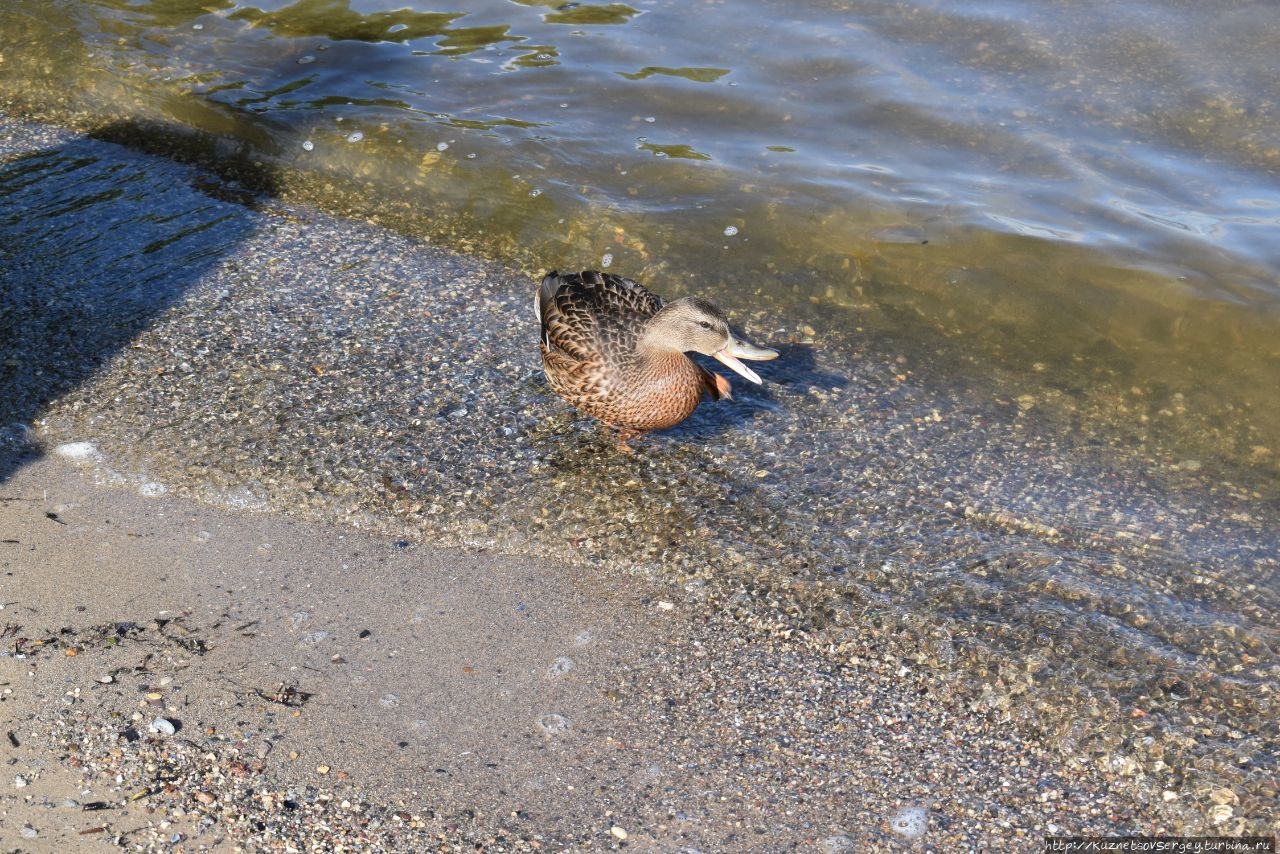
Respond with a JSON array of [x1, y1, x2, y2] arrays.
[[889, 806, 928, 840]]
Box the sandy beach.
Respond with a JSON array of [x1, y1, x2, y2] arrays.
[[2, 453, 1163, 852]]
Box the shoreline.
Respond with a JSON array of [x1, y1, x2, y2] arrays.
[[1, 110, 1276, 846]]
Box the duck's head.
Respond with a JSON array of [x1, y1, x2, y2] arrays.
[[640, 297, 779, 383]]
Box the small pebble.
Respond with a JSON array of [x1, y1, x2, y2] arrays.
[[20, 826, 38, 839], [14, 774, 28, 788], [610, 825, 629, 840], [537, 713, 571, 735], [149, 717, 176, 736]]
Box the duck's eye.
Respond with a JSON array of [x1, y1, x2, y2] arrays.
[[698, 320, 713, 329]]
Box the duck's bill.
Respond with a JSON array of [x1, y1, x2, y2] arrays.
[[714, 339, 779, 385]]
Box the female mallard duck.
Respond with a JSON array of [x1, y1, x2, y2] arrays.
[[535, 270, 777, 444]]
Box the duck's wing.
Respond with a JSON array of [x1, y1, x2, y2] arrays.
[[537, 270, 663, 362]]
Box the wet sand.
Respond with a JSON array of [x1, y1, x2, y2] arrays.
[[2, 454, 1156, 851]]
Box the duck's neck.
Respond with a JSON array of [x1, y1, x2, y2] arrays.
[[632, 341, 692, 384]]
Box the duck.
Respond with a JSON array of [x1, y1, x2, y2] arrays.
[[535, 270, 777, 445]]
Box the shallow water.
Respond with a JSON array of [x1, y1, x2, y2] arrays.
[[1, 0, 1278, 474], [2, 0, 1280, 833]]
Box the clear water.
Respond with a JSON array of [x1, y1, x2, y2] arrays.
[[2, 0, 1278, 475]]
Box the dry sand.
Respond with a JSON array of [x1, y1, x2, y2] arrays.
[[1, 453, 1159, 852]]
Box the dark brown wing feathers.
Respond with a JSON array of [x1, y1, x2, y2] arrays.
[[538, 270, 664, 363]]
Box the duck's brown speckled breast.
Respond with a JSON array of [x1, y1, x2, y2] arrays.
[[545, 350, 707, 431]]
